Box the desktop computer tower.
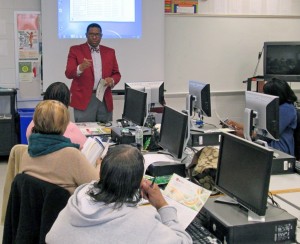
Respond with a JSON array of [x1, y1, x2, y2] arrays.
[[271, 149, 295, 175], [188, 130, 222, 147], [200, 198, 296, 244], [111, 126, 152, 145]]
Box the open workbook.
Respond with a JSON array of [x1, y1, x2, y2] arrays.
[[141, 173, 212, 229], [163, 174, 212, 228], [81, 137, 110, 167]]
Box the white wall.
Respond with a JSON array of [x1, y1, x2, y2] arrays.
[[1, 1, 300, 124], [164, 14, 300, 94]]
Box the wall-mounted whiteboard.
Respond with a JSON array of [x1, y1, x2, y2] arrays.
[[164, 15, 300, 94], [41, 0, 164, 91]]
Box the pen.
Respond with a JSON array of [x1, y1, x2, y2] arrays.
[[150, 176, 156, 188]]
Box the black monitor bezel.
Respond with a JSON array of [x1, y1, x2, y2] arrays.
[[122, 87, 147, 126], [158, 106, 188, 160], [215, 132, 273, 217], [263, 41, 300, 82]]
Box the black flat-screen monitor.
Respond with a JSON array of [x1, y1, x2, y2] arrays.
[[188, 80, 211, 117], [244, 91, 279, 141], [158, 106, 188, 160], [264, 42, 300, 82], [215, 132, 273, 220], [122, 88, 147, 126], [125, 81, 164, 107]]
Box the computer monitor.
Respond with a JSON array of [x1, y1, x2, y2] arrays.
[[122, 88, 147, 127], [158, 106, 188, 160], [244, 91, 279, 142], [188, 80, 211, 117], [125, 81, 164, 108], [215, 132, 273, 221], [264, 41, 300, 82]]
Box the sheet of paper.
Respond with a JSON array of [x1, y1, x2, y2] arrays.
[[96, 79, 107, 102]]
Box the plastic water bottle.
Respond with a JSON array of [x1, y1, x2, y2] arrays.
[[135, 126, 144, 149]]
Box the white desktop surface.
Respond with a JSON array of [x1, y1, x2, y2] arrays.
[[269, 173, 300, 193], [274, 192, 300, 219]]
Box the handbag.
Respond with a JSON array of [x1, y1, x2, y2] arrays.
[[187, 146, 219, 194]]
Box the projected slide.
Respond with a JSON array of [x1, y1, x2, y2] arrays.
[[58, 0, 142, 39]]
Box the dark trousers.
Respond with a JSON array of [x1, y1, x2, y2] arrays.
[[74, 94, 112, 123]]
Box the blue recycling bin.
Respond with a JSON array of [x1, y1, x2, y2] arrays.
[[18, 108, 35, 144]]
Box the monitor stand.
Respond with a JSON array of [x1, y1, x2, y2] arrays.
[[214, 195, 266, 222]]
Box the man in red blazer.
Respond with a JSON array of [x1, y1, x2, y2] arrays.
[[65, 23, 121, 123]]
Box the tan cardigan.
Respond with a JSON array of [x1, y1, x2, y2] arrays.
[[1, 145, 28, 225]]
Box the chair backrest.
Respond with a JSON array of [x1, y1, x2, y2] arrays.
[[294, 109, 300, 160], [3, 173, 70, 244], [1, 144, 28, 225]]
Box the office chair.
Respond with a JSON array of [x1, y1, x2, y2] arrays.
[[1, 144, 28, 225], [3, 173, 70, 244]]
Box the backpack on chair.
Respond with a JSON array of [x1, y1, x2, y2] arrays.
[[187, 146, 219, 195]]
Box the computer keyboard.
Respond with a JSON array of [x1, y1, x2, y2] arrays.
[[186, 215, 221, 244]]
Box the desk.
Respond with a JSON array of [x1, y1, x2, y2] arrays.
[[269, 173, 300, 194]]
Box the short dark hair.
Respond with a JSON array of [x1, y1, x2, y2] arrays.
[[43, 82, 70, 107], [86, 23, 102, 34], [263, 78, 297, 105], [88, 145, 144, 209]]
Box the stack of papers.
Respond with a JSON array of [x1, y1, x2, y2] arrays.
[[76, 122, 111, 136]]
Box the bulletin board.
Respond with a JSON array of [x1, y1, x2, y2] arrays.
[[14, 11, 43, 100]]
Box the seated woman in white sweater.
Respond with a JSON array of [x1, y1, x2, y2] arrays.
[[46, 144, 193, 244]]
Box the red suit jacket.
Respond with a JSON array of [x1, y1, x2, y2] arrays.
[[65, 43, 121, 112]]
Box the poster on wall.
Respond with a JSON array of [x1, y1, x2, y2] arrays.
[[15, 12, 42, 99]]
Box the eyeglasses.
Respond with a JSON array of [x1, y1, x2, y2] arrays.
[[88, 33, 103, 37]]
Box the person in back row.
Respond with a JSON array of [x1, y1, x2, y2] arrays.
[[46, 144, 192, 244], [227, 78, 297, 156], [26, 82, 87, 149], [21, 100, 99, 194]]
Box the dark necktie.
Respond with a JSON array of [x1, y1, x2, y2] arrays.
[[91, 47, 100, 53]]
